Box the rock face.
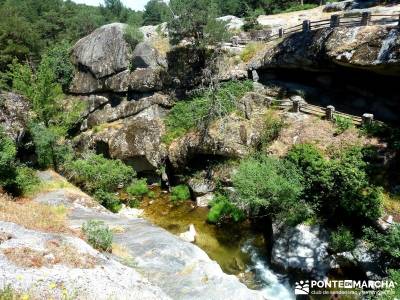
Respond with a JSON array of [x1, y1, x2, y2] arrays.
[[70, 23, 167, 94], [72, 23, 130, 79], [0, 221, 170, 300], [271, 224, 330, 279], [255, 25, 400, 76], [0, 92, 30, 142], [32, 171, 266, 300]]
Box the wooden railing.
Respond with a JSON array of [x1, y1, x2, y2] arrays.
[[232, 12, 400, 45]]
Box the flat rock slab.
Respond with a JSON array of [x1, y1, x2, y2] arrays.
[[34, 171, 265, 300]]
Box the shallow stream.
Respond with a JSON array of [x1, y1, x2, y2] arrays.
[[140, 189, 294, 300]]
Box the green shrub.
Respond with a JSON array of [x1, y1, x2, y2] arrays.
[[0, 285, 16, 300], [287, 144, 382, 228], [259, 110, 284, 148], [333, 115, 353, 135], [329, 226, 356, 253], [378, 269, 400, 300], [65, 153, 136, 193], [278, 3, 318, 13], [124, 23, 144, 52], [94, 190, 122, 213], [170, 185, 190, 203], [240, 42, 264, 62], [147, 190, 156, 198], [0, 128, 16, 188], [14, 166, 40, 196], [233, 155, 305, 223], [163, 81, 253, 144], [364, 224, 400, 266], [82, 220, 113, 252], [126, 179, 149, 197], [207, 194, 244, 224]]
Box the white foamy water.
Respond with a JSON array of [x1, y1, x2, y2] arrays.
[[241, 240, 295, 300]]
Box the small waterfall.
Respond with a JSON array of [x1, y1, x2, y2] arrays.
[[241, 240, 294, 300]]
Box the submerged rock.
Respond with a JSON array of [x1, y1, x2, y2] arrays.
[[196, 193, 214, 207]]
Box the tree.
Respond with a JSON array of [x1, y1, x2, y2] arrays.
[[143, 0, 171, 26], [233, 155, 305, 223], [168, 0, 229, 46], [0, 127, 17, 188]]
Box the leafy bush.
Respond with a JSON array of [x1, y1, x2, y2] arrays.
[[94, 190, 122, 213], [240, 42, 264, 63], [126, 179, 149, 197], [14, 166, 40, 196], [148, 190, 156, 198], [66, 153, 136, 193], [364, 224, 400, 266], [329, 226, 356, 253], [0, 128, 16, 188], [334, 115, 353, 135], [124, 23, 144, 52], [287, 144, 382, 228], [82, 220, 113, 252], [207, 194, 244, 224], [259, 110, 284, 148], [233, 155, 305, 223], [163, 80, 253, 144], [379, 269, 400, 300], [170, 185, 191, 203]]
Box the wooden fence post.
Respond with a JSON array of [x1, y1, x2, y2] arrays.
[[330, 15, 340, 28], [302, 20, 311, 32], [362, 113, 374, 126], [361, 12, 371, 26], [326, 105, 335, 121], [278, 28, 284, 38], [292, 99, 301, 113]]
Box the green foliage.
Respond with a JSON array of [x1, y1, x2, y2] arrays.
[[163, 80, 253, 144], [207, 194, 245, 224], [242, 9, 263, 32], [378, 269, 400, 300], [334, 115, 353, 135], [0, 128, 17, 188], [148, 190, 156, 198], [126, 179, 149, 197], [82, 219, 113, 252], [14, 166, 40, 196], [170, 184, 191, 202], [329, 226, 356, 253], [240, 42, 264, 62], [143, 0, 171, 25], [45, 41, 75, 92], [259, 110, 284, 148], [233, 155, 305, 223], [65, 153, 136, 194], [0, 285, 16, 300], [287, 144, 383, 229], [168, 0, 229, 46], [364, 224, 400, 266], [94, 190, 122, 213], [124, 23, 144, 52]]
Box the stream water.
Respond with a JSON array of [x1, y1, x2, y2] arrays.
[[140, 188, 294, 300]]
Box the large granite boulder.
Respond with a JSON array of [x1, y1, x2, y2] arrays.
[[271, 224, 331, 280], [0, 92, 30, 142], [70, 24, 168, 94], [256, 25, 400, 76], [76, 103, 169, 172], [132, 41, 167, 69], [71, 23, 130, 79]]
